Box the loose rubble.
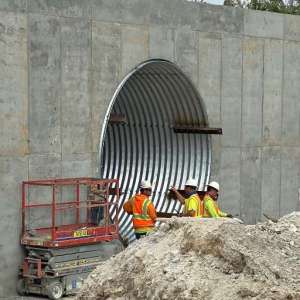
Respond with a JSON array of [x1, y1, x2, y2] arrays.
[[77, 212, 300, 300]]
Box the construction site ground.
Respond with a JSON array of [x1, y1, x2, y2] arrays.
[[76, 213, 300, 300], [3, 297, 74, 300]]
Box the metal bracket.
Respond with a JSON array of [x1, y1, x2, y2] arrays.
[[109, 114, 127, 124], [173, 125, 222, 135]]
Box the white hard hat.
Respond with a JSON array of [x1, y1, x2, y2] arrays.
[[185, 178, 198, 188], [140, 180, 152, 190], [207, 181, 220, 191]]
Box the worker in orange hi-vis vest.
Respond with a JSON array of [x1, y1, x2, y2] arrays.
[[203, 181, 232, 218], [123, 180, 157, 240]]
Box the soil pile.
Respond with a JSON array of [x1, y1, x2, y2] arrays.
[[77, 213, 300, 300]]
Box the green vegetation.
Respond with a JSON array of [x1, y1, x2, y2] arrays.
[[224, 0, 300, 15]]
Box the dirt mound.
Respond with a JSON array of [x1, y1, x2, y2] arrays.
[[77, 213, 300, 300]]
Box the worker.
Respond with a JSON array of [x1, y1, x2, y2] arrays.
[[170, 179, 202, 217], [123, 180, 157, 239], [203, 181, 232, 218], [89, 183, 105, 225]]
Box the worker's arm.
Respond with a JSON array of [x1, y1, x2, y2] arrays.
[[217, 208, 228, 217], [123, 198, 134, 214], [204, 198, 219, 218], [147, 202, 157, 222], [215, 203, 231, 217], [185, 210, 196, 217], [170, 187, 185, 205]]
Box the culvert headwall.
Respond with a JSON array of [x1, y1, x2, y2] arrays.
[[0, 0, 300, 296]]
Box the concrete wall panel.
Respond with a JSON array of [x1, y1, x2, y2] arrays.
[[61, 19, 91, 155], [0, 12, 28, 156], [198, 33, 221, 126], [90, 0, 201, 29], [175, 28, 199, 88], [0, 157, 28, 297], [280, 147, 300, 215], [152, 0, 202, 28], [242, 38, 263, 146], [244, 10, 284, 39], [92, 22, 121, 76], [91, 72, 120, 155], [28, 0, 244, 35], [261, 146, 281, 219], [29, 154, 61, 178], [263, 39, 283, 145], [91, 0, 150, 25], [91, 21, 122, 153], [62, 153, 92, 177], [285, 15, 300, 42], [241, 148, 262, 224], [221, 37, 242, 147], [0, 156, 28, 187], [149, 26, 174, 61], [29, 14, 61, 154], [282, 41, 300, 146], [210, 135, 221, 179], [0, 0, 26, 12], [198, 34, 222, 179], [0, 212, 23, 296], [220, 147, 241, 216], [198, 5, 244, 34], [151, 0, 202, 29], [28, 0, 91, 18], [121, 25, 149, 77]]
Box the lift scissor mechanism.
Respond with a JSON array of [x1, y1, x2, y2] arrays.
[[17, 177, 122, 300]]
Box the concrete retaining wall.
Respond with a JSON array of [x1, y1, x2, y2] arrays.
[[0, 0, 300, 295]]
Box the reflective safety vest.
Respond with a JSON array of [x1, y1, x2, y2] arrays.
[[132, 194, 155, 229], [203, 194, 226, 218], [200, 198, 204, 216], [184, 193, 202, 217]]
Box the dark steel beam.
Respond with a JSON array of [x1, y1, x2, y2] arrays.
[[109, 114, 127, 124], [173, 125, 222, 135]]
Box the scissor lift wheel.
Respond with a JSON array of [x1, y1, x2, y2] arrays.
[[46, 281, 64, 300]]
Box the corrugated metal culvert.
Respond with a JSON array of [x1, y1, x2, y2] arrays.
[[99, 59, 211, 241]]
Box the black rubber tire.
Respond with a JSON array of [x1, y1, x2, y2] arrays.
[[16, 278, 26, 296], [46, 281, 64, 300]]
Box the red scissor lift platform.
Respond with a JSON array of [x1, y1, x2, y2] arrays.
[[18, 178, 122, 299], [21, 177, 120, 248]]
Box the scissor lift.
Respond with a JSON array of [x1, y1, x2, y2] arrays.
[[17, 178, 122, 299]]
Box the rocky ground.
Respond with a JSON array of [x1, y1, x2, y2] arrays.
[[76, 213, 300, 300]]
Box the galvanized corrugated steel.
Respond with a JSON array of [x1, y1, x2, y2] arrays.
[[99, 60, 211, 241]]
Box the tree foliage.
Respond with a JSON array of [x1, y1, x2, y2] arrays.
[[224, 0, 300, 15]]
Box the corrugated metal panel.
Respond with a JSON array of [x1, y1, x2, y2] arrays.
[[99, 60, 211, 241]]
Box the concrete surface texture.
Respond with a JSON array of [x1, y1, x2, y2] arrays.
[[0, 0, 299, 296]]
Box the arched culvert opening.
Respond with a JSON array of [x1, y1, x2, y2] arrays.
[[99, 59, 211, 241]]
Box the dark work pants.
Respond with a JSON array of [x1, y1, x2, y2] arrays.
[[135, 232, 147, 240], [91, 206, 104, 225]]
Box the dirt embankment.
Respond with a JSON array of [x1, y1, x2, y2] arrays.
[[77, 213, 300, 300]]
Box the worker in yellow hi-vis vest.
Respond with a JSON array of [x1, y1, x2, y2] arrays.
[[203, 181, 232, 218], [170, 178, 201, 217]]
